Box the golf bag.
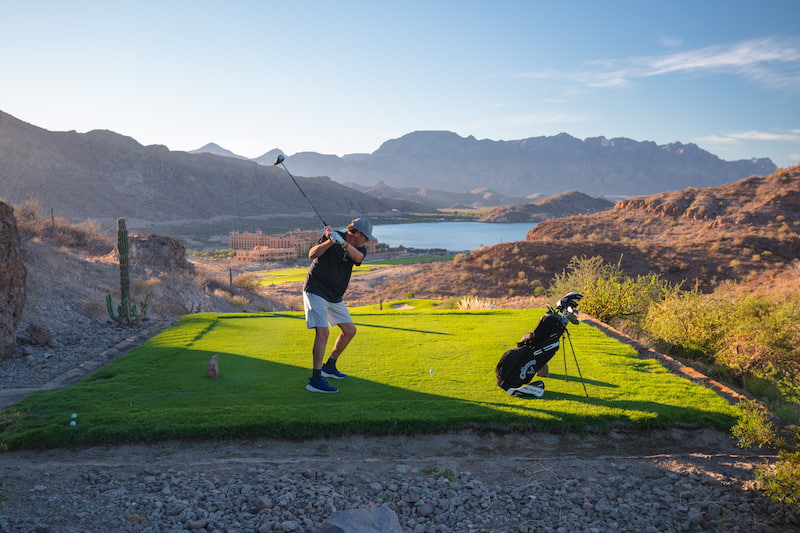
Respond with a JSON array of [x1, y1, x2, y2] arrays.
[[495, 292, 582, 391]]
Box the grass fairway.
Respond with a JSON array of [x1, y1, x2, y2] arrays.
[[0, 302, 737, 450], [257, 257, 452, 285]]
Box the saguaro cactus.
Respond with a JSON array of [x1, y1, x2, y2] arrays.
[[106, 218, 148, 322]]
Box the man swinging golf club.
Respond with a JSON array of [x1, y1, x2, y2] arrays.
[[303, 218, 376, 393]]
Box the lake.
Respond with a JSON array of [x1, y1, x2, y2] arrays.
[[372, 222, 536, 251]]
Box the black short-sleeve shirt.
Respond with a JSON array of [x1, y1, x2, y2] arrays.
[[303, 231, 367, 303]]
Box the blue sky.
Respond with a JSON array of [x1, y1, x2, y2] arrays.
[[3, 1, 799, 169]]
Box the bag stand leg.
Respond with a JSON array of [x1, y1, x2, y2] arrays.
[[563, 329, 589, 398]]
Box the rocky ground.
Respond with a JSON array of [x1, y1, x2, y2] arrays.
[[1, 428, 796, 533], [1, 242, 798, 532]]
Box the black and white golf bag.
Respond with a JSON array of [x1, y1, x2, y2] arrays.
[[495, 292, 582, 393]]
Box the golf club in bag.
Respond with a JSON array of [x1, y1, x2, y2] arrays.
[[273, 154, 328, 227], [495, 292, 586, 398]]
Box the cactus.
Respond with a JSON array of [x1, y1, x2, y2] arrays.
[[106, 218, 149, 323]]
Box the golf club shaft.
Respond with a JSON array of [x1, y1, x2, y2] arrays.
[[277, 161, 328, 227]]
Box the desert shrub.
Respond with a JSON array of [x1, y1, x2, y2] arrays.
[[733, 400, 800, 509], [644, 288, 726, 361], [83, 299, 108, 320], [456, 296, 496, 310], [646, 290, 800, 385], [732, 399, 776, 448], [548, 255, 673, 325], [718, 296, 800, 378], [232, 272, 261, 290], [758, 451, 800, 507], [452, 253, 468, 266], [492, 258, 506, 269], [14, 201, 113, 254], [438, 297, 461, 309], [229, 294, 251, 310]]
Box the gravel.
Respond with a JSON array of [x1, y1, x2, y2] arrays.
[[2, 318, 164, 391], [1, 431, 798, 533]]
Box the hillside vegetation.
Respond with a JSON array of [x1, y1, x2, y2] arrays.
[[376, 164, 800, 300]]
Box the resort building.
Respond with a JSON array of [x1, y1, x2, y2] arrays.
[[231, 228, 378, 262]]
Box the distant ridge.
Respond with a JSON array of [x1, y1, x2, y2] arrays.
[[193, 130, 777, 197], [189, 143, 247, 160]]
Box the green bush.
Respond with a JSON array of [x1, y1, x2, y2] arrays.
[[731, 399, 777, 448], [644, 288, 726, 361], [646, 289, 800, 385], [733, 400, 800, 509], [720, 296, 800, 378], [548, 255, 673, 325], [757, 451, 800, 507]]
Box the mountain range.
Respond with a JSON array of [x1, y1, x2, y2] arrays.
[[193, 131, 776, 197], [0, 109, 778, 241]]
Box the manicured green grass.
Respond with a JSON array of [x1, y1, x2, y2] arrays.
[[0, 302, 737, 450], [258, 257, 452, 286]]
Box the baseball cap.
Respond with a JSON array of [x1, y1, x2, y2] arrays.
[[351, 218, 376, 240]]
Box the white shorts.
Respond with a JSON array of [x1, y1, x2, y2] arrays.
[[303, 292, 353, 329]]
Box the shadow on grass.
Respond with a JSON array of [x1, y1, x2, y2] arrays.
[[216, 313, 453, 336], [474, 392, 734, 428], [544, 372, 617, 389]]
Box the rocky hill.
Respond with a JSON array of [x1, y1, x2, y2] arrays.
[[479, 191, 614, 222], [254, 131, 776, 197], [0, 111, 404, 235], [374, 164, 800, 301]]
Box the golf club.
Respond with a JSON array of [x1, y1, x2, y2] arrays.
[[273, 154, 328, 227]]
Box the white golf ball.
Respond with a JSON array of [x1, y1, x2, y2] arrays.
[[69, 421, 76, 426], [429, 369, 434, 375], [71, 413, 77, 418]]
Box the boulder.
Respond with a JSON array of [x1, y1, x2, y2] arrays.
[[129, 234, 195, 275], [320, 505, 403, 533], [24, 324, 53, 347], [0, 201, 26, 358]]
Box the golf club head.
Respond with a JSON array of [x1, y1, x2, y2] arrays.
[[556, 292, 583, 311], [273, 154, 286, 165]]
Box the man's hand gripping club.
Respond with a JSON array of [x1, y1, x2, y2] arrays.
[[326, 226, 346, 246]]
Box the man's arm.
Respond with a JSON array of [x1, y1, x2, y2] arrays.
[[308, 238, 334, 259], [341, 241, 364, 264], [309, 226, 337, 259]]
